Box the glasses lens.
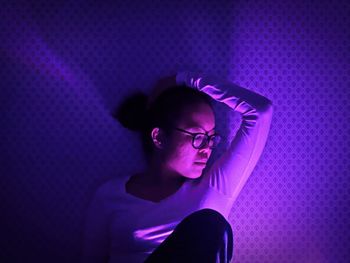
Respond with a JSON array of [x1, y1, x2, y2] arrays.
[[192, 134, 222, 149], [193, 134, 207, 149], [209, 135, 221, 148]]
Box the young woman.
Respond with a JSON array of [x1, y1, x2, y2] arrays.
[[81, 72, 273, 262]]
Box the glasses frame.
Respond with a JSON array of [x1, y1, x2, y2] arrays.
[[173, 127, 221, 149]]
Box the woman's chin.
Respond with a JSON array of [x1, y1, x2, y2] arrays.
[[184, 172, 203, 180]]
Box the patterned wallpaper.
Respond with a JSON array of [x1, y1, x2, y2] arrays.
[[1, 0, 349, 262]]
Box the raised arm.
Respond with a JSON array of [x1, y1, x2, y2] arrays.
[[176, 72, 273, 204]]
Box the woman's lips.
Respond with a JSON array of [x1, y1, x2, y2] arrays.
[[194, 162, 206, 166]]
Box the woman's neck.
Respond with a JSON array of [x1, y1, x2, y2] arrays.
[[138, 162, 185, 188], [125, 155, 186, 202]]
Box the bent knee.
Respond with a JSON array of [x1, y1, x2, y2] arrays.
[[180, 208, 231, 230], [189, 208, 228, 222]]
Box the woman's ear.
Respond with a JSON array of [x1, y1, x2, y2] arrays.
[[151, 127, 166, 149]]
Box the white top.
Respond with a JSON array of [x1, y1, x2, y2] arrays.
[[81, 72, 274, 263]]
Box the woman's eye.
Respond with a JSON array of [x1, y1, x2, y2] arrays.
[[194, 134, 204, 140], [194, 134, 205, 141]]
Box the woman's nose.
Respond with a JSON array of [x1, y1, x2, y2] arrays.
[[198, 146, 212, 157]]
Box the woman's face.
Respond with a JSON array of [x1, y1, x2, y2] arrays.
[[162, 102, 216, 179]]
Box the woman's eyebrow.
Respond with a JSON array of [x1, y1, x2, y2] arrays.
[[188, 126, 216, 133]]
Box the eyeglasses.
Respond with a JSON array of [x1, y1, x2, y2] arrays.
[[173, 127, 221, 149]]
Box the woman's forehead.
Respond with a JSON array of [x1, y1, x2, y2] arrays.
[[174, 103, 215, 131], [177, 106, 215, 132]]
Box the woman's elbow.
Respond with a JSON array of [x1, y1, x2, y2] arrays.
[[256, 98, 273, 115]]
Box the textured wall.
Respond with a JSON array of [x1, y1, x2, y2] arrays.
[[1, 0, 349, 262]]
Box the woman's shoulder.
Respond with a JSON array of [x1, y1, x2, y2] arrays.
[[94, 176, 129, 200]]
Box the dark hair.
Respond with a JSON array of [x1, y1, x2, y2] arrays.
[[114, 85, 213, 161]]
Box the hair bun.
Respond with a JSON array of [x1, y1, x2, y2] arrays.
[[113, 92, 150, 132]]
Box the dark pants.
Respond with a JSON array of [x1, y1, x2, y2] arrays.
[[144, 208, 234, 263]]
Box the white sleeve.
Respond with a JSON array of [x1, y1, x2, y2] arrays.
[[81, 186, 110, 263], [177, 72, 273, 204]]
